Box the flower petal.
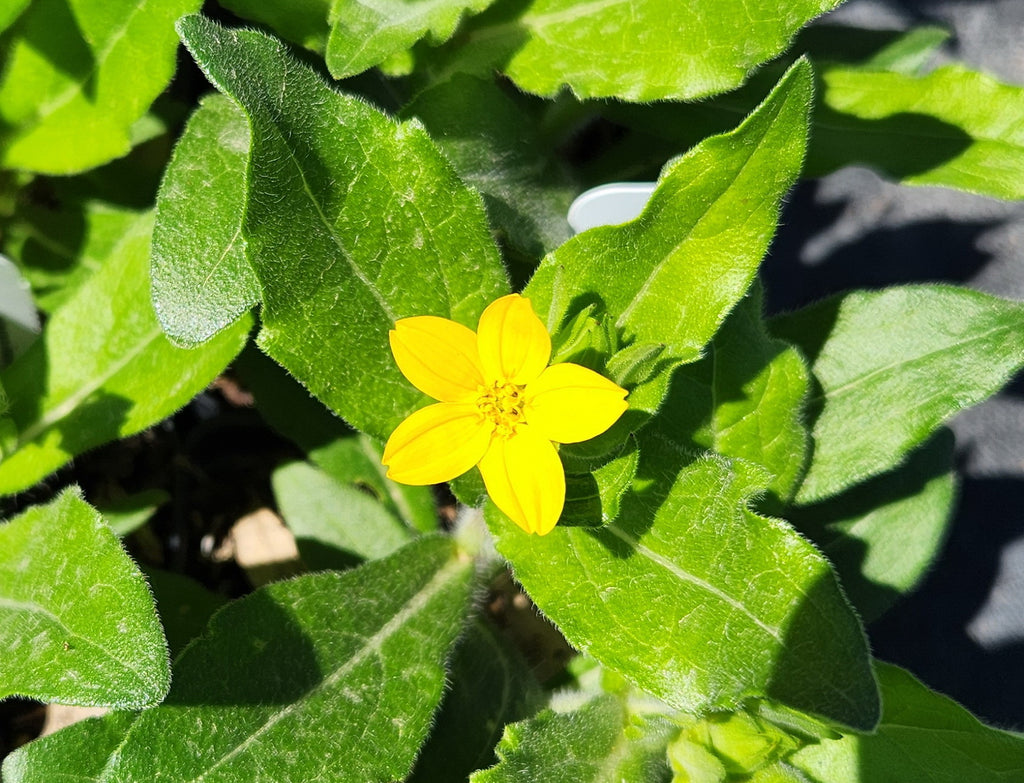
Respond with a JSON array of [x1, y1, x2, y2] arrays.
[[524, 362, 628, 443], [477, 294, 551, 384], [479, 425, 565, 535], [383, 402, 491, 485], [390, 316, 484, 403]]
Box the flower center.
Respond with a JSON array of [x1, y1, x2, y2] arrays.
[[476, 381, 527, 438]]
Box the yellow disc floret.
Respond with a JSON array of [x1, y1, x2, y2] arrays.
[[476, 381, 527, 437]]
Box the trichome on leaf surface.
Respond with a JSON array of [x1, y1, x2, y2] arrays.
[[2, 1, 1024, 781]]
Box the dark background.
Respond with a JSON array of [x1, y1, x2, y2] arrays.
[[767, 0, 1024, 730]]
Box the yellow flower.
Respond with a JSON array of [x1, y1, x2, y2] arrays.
[[382, 294, 629, 535]]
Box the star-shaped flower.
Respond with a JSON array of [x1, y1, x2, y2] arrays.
[[382, 294, 628, 535]]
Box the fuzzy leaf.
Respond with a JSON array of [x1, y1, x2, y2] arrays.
[[0, 489, 169, 708], [792, 663, 1024, 782], [789, 429, 956, 622], [403, 73, 575, 262], [2, 712, 138, 783], [327, 0, 497, 78], [771, 285, 1024, 503], [451, 0, 841, 101], [472, 694, 677, 783], [4, 192, 147, 314], [97, 535, 474, 782], [0, 0, 201, 174], [490, 451, 880, 732], [144, 567, 228, 659], [671, 287, 810, 502], [272, 459, 413, 569], [175, 15, 509, 441], [601, 38, 1024, 201], [525, 59, 812, 435], [151, 92, 258, 344], [807, 62, 1024, 200], [0, 212, 252, 495], [411, 620, 544, 781]]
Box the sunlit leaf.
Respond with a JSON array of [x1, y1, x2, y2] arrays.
[[771, 285, 1024, 503], [789, 429, 956, 622], [807, 62, 1024, 200], [152, 92, 258, 344], [175, 15, 509, 441], [490, 451, 880, 731], [0, 0, 201, 174], [0, 212, 252, 495], [525, 59, 812, 442], [472, 694, 677, 783], [98, 535, 474, 782], [448, 0, 841, 101], [272, 459, 413, 569], [327, 0, 497, 78], [0, 488, 169, 707], [670, 286, 810, 502], [792, 663, 1024, 782], [2, 712, 138, 783], [403, 74, 575, 263]]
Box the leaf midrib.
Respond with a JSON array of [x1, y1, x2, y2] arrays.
[[178, 556, 467, 783], [13, 323, 163, 448], [810, 320, 1019, 407], [0, 595, 156, 697], [614, 102, 783, 331], [602, 522, 784, 642], [254, 107, 399, 323]]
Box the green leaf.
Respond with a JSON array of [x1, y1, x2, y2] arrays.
[[327, 0, 497, 78], [524, 59, 812, 432], [596, 28, 1024, 201], [561, 437, 639, 527], [0, 488, 169, 707], [1, 712, 138, 783], [217, 0, 331, 52], [447, 0, 840, 101], [402, 73, 575, 262], [671, 286, 810, 502], [472, 694, 677, 783], [0, 212, 252, 495], [272, 460, 414, 569], [176, 15, 509, 441], [97, 535, 475, 782], [804, 25, 950, 75], [234, 346, 439, 533], [771, 285, 1024, 504], [99, 488, 169, 537], [806, 62, 1024, 200], [788, 429, 956, 622], [410, 619, 544, 782], [0, 0, 31, 34], [311, 434, 440, 533], [144, 567, 227, 659], [151, 92, 258, 344], [670, 708, 803, 781], [791, 663, 1024, 783], [0, 0, 201, 174], [490, 452, 880, 732], [3, 191, 148, 313]]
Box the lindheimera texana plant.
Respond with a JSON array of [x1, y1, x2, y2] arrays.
[[2, 2, 1024, 782]]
